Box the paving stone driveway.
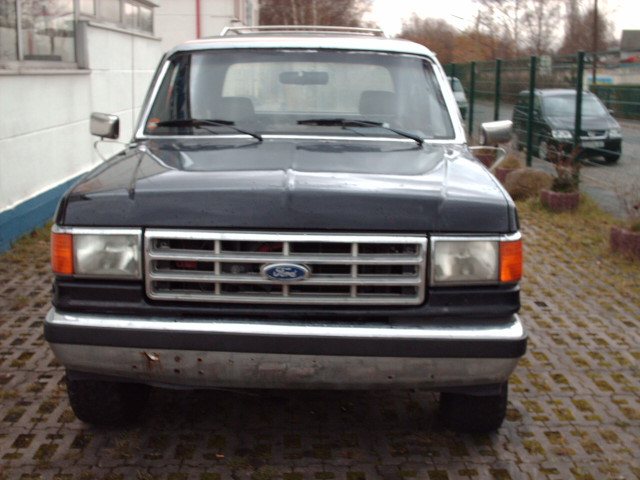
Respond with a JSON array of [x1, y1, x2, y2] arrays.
[[0, 205, 638, 480]]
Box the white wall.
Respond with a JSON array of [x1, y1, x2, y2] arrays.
[[0, 22, 162, 215], [155, 0, 257, 53]]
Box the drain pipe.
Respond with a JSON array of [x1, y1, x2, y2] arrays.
[[196, 0, 202, 38]]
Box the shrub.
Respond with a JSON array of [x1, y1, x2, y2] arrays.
[[504, 168, 553, 201]]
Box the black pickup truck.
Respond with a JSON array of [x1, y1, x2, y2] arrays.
[[45, 26, 526, 433]]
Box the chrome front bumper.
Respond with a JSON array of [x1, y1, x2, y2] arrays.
[[45, 309, 526, 390]]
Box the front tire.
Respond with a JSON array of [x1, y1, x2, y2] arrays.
[[511, 131, 523, 151], [66, 375, 151, 426], [439, 382, 508, 433], [538, 139, 552, 162], [603, 152, 620, 164]]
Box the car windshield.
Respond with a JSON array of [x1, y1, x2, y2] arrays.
[[542, 94, 608, 117], [144, 49, 454, 140]]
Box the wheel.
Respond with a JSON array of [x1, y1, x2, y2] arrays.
[[511, 131, 523, 151], [603, 152, 620, 164], [66, 375, 150, 426], [439, 382, 508, 433], [538, 139, 551, 161]]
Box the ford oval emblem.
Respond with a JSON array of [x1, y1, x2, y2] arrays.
[[261, 263, 310, 282]]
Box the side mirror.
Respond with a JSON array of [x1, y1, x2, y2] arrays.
[[90, 112, 120, 139], [479, 120, 512, 146]]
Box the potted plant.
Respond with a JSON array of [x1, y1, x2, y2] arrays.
[[471, 146, 499, 168], [494, 150, 524, 183], [540, 144, 581, 212], [610, 177, 640, 261]]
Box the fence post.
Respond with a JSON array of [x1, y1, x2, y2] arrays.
[[468, 61, 476, 138], [575, 51, 585, 147], [494, 59, 502, 121], [526, 56, 537, 167]]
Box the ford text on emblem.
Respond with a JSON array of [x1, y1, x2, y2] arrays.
[[261, 263, 310, 281]]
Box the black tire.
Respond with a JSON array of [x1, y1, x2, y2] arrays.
[[439, 382, 508, 433], [511, 131, 523, 151], [603, 153, 620, 164], [538, 139, 552, 162], [66, 375, 150, 426]]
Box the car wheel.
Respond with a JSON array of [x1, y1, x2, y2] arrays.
[[439, 382, 508, 433], [603, 152, 620, 164], [66, 375, 150, 425], [539, 138, 563, 162], [511, 131, 523, 151], [538, 139, 551, 161]]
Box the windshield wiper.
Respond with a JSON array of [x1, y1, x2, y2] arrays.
[[297, 118, 423, 145], [153, 118, 263, 142]]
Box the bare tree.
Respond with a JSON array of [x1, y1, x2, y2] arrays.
[[259, 0, 373, 28], [398, 15, 458, 64], [558, 4, 617, 54], [474, 0, 524, 58], [520, 0, 564, 56]]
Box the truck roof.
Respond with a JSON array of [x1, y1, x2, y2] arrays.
[[167, 31, 436, 58]]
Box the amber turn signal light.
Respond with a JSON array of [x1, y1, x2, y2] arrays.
[[51, 232, 74, 275], [500, 239, 523, 283]]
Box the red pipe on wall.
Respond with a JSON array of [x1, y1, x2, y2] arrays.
[[196, 0, 202, 38]]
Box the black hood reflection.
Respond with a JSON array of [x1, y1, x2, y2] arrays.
[[59, 139, 516, 233]]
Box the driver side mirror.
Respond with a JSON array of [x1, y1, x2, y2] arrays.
[[90, 112, 120, 139]]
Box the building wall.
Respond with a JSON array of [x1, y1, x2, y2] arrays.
[[0, 0, 257, 252], [155, 0, 258, 53], [0, 22, 162, 251]]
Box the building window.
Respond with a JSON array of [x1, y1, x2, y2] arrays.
[[90, 0, 154, 33], [0, 1, 18, 60], [79, 0, 95, 16], [0, 0, 76, 62], [0, 0, 154, 64]]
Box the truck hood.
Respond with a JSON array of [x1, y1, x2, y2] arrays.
[[58, 139, 516, 233]]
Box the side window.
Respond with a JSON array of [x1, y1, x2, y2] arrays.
[[145, 56, 191, 129], [533, 96, 542, 113], [516, 95, 529, 111]]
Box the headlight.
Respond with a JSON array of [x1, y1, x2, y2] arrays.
[[51, 227, 142, 279], [430, 234, 522, 286], [609, 128, 622, 138], [551, 129, 572, 140]]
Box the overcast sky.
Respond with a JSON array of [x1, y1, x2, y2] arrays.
[[365, 0, 639, 37]]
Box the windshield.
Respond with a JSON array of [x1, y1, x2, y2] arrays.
[[144, 49, 454, 140], [542, 94, 608, 117]]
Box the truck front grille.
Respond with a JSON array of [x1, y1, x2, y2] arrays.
[[145, 230, 427, 305]]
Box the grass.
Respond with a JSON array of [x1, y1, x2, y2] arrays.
[[517, 195, 639, 292], [0, 222, 51, 277]]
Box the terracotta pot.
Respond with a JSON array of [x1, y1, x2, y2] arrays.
[[474, 152, 495, 168], [495, 167, 518, 184], [610, 226, 640, 260], [540, 189, 580, 212]]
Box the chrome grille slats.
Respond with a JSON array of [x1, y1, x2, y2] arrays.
[[145, 230, 427, 305]]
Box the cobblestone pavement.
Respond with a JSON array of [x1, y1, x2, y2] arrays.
[[1, 204, 639, 480]]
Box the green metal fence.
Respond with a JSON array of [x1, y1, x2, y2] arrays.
[[443, 52, 640, 166]]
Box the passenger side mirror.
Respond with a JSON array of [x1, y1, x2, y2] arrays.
[[90, 112, 120, 139], [471, 120, 512, 172], [478, 120, 512, 146]]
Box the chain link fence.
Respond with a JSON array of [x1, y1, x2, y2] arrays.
[[444, 52, 640, 166]]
